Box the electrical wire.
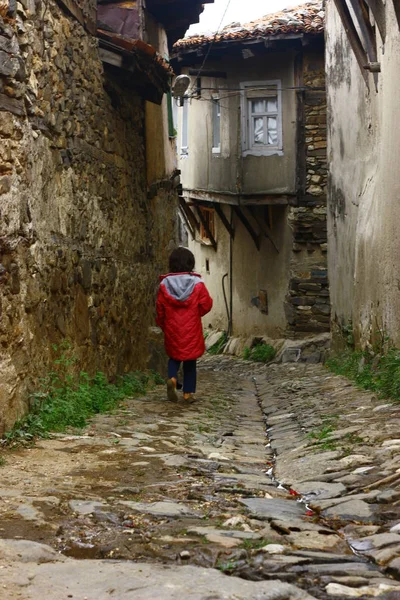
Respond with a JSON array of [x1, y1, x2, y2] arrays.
[[188, 0, 233, 92]]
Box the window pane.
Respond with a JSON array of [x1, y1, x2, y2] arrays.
[[253, 117, 264, 144], [252, 100, 265, 114], [212, 99, 220, 149], [267, 97, 278, 112], [267, 116, 278, 145]]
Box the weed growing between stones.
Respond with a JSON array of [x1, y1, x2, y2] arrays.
[[207, 331, 228, 355], [240, 539, 269, 551], [243, 343, 276, 363], [327, 347, 400, 402], [2, 342, 160, 446]]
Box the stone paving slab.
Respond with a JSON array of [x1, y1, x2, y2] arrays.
[[1, 355, 400, 599], [2, 558, 318, 600]]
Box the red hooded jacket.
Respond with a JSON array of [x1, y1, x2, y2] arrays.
[[156, 272, 213, 361]]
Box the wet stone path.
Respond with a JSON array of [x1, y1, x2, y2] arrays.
[[1, 356, 400, 599]]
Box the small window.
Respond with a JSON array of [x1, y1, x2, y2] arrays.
[[180, 97, 189, 155], [199, 206, 215, 243], [249, 97, 278, 147], [212, 97, 221, 154], [241, 81, 282, 156]]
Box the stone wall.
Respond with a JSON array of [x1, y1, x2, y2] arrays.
[[285, 45, 330, 334], [0, 0, 176, 431]]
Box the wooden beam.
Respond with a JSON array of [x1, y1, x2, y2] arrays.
[[348, 0, 378, 66], [178, 206, 195, 240], [179, 196, 200, 232], [195, 205, 217, 251], [213, 203, 235, 239], [233, 206, 260, 251], [365, 0, 386, 41], [182, 188, 291, 205], [393, 0, 400, 30], [332, 0, 369, 85], [246, 207, 279, 253]]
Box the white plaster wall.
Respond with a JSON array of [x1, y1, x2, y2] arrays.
[[188, 203, 292, 337], [177, 52, 297, 196], [326, 0, 400, 346]]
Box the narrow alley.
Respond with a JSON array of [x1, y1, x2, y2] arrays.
[[0, 356, 399, 599]]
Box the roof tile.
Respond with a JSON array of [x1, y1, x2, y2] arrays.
[[174, 1, 324, 50]]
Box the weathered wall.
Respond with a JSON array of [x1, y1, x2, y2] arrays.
[[181, 42, 328, 338], [326, 0, 400, 348], [178, 50, 298, 196], [188, 204, 293, 338], [286, 45, 329, 334], [0, 0, 176, 431]]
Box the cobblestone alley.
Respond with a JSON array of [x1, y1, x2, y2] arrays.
[[1, 356, 400, 599]]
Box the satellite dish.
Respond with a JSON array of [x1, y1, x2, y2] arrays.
[[173, 75, 191, 98]]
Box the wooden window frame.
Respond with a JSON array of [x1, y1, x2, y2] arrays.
[[212, 96, 221, 154], [240, 80, 283, 157], [198, 206, 216, 245]]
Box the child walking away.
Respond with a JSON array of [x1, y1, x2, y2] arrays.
[[156, 247, 213, 403]]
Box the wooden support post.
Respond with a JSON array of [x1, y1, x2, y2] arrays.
[[393, 0, 400, 30], [178, 206, 195, 240], [333, 0, 370, 85], [178, 197, 200, 232], [233, 206, 260, 251], [213, 203, 235, 239], [195, 205, 217, 251], [348, 0, 379, 89], [246, 206, 279, 253], [365, 0, 386, 42]]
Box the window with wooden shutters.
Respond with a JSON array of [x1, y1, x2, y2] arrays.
[[199, 206, 215, 242]]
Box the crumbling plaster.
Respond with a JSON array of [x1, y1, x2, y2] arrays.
[[326, 0, 400, 347]]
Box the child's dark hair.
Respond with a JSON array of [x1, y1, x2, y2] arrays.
[[169, 247, 195, 273]]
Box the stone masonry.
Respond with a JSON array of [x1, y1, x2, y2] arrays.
[[0, 0, 176, 431], [286, 47, 329, 334]]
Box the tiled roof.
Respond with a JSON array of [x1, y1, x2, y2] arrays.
[[173, 1, 324, 50]]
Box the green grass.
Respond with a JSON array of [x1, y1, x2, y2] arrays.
[[327, 347, 400, 402], [2, 342, 154, 446], [207, 331, 228, 355], [241, 538, 269, 551], [217, 559, 238, 573], [243, 343, 276, 363]]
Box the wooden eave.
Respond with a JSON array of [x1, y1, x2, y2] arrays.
[[146, 0, 214, 47], [172, 31, 324, 65], [97, 30, 172, 104]]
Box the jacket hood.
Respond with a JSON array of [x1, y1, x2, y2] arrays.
[[160, 272, 202, 302]]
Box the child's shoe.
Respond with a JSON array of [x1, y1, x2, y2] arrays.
[[183, 393, 196, 404], [166, 378, 179, 403]]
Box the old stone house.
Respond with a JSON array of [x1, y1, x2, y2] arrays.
[[172, 2, 330, 341], [0, 0, 206, 431], [326, 0, 400, 349]]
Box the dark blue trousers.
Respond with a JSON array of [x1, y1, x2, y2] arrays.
[[168, 358, 197, 393]]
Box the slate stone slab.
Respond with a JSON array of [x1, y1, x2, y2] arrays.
[[349, 533, 400, 552], [69, 500, 108, 516], [0, 539, 66, 564], [239, 498, 306, 520], [322, 499, 375, 522], [118, 500, 201, 518], [293, 481, 346, 501], [188, 526, 262, 540], [1, 554, 319, 599]]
